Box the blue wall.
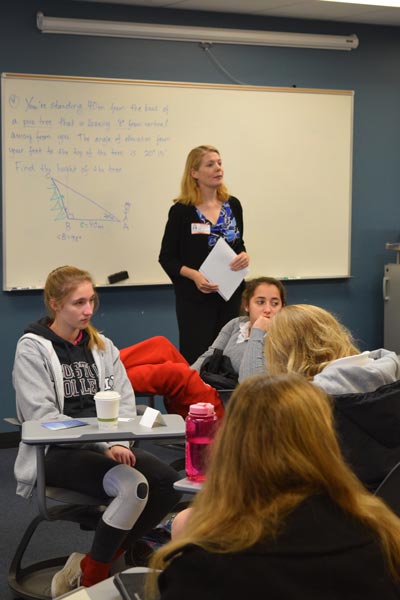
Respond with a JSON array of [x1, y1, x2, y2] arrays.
[[1, 0, 400, 429]]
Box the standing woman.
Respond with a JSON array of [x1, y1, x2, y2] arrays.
[[13, 266, 181, 598], [159, 145, 249, 364]]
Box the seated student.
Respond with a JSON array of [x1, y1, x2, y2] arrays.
[[12, 266, 181, 598], [120, 276, 286, 418], [148, 374, 400, 600], [265, 304, 400, 489]]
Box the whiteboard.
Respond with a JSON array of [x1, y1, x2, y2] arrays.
[[1, 73, 353, 290]]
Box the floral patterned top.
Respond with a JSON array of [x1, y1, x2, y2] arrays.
[[196, 201, 241, 249]]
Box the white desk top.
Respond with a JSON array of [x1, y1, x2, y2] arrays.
[[173, 477, 203, 494], [22, 415, 185, 444], [61, 567, 150, 599]]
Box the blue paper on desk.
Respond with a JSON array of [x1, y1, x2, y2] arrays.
[[41, 419, 89, 430]]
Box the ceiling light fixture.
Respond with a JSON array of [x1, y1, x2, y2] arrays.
[[36, 12, 359, 51], [320, 0, 400, 6]]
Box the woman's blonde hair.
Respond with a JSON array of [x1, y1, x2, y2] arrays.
[[148, 374, 400, 594], [174, 145, 229, 206], [266, 304, 359, 379], [44, 265, 104, 350]]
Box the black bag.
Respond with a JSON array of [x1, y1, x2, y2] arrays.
[[200, 348, 239, 391]]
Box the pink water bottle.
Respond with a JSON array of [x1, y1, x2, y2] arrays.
[[185, 402, 218, 482]]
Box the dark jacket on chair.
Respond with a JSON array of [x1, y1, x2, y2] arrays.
[[310, 348, 400, 490], [333, 378, 400, 490]]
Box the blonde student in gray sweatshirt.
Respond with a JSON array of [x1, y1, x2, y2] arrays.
[[266, 304, 400, 490]]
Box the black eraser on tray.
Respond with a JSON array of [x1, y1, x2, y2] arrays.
[[108, 271, 129, 284]]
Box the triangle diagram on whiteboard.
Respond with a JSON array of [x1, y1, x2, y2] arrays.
[[49, 177, 120, 222]]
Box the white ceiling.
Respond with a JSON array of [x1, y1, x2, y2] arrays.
[[81, 0, 400, 27]]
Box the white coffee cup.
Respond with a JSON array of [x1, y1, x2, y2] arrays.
[[94, 391, 120, 430]]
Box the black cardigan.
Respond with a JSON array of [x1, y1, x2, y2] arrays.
[[158, 196, 245, 299], [158, 495, 400, 600]]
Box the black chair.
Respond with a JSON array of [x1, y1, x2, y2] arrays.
[[374, 462, 400, 517], [5, 417, 108, 600], [332, 379, 400, 491], [135, 393, 156, 414], [217, 388, 236, 407], [9, 455, 107, 600]]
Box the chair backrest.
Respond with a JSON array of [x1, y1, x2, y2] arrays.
[[4, 416, 20, 427], [332, 379, 400, 491], [4, 416, 105, 515], [374, 462, 400, 517], [218, 389, 236, 406], [35, 443, 105, 520]]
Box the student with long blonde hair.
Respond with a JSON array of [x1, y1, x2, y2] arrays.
[[265, 303, 400, 386], [265, 304, 400, 489], [148, 374, 400, 600]]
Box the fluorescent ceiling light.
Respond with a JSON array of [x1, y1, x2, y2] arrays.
[[320, 0, 400, 6], [36, 12, 359, 51]]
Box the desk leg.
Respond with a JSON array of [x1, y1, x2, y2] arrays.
[[35, 444, 51, 519]]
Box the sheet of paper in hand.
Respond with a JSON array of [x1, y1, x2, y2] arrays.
[[199, 237, 249, 301]]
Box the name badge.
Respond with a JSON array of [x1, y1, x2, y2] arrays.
[[191, 223, 210, 235]]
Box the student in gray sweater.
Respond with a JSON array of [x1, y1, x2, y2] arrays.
[[120, 276, 287, 418], [191, 276, 286, 380]]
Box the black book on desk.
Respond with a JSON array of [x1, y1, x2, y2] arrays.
[[114, 571, 160, 600]]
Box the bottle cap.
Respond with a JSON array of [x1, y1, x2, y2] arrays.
[[188, 402, 215, 417]]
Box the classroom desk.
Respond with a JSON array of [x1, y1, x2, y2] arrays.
[[173, 477, 203, 494], [60, 567, 149, 599], [22, 415, 185, 445], [21, 415, 185, 517]]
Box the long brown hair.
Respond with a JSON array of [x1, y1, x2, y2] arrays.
[[266, 304, 359, 379], [174, 145, 230, 206], [44, 265, 104, 350], [148, 374, 400, 594]]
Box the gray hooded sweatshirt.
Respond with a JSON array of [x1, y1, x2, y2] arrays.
[[13, 332, 136, 499], [313, 349, 400, 395]]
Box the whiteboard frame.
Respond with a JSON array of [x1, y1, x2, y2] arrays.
[[2, 73, 353, 290]]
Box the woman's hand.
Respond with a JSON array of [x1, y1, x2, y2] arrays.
[[180, 265, 219, 294], [106, 445, 136, 466], [230, 251, 249, 271], [193, 271, 219, 294], [252, 315, 273, 332]]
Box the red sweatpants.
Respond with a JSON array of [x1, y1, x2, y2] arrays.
[[120, 336, 224, 419]]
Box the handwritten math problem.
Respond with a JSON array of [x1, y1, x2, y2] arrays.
[[8, 96, 170, 177], [2, 73, 353, 290]]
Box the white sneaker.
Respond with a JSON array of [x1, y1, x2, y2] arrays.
[[51, 552, 85, 599]]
